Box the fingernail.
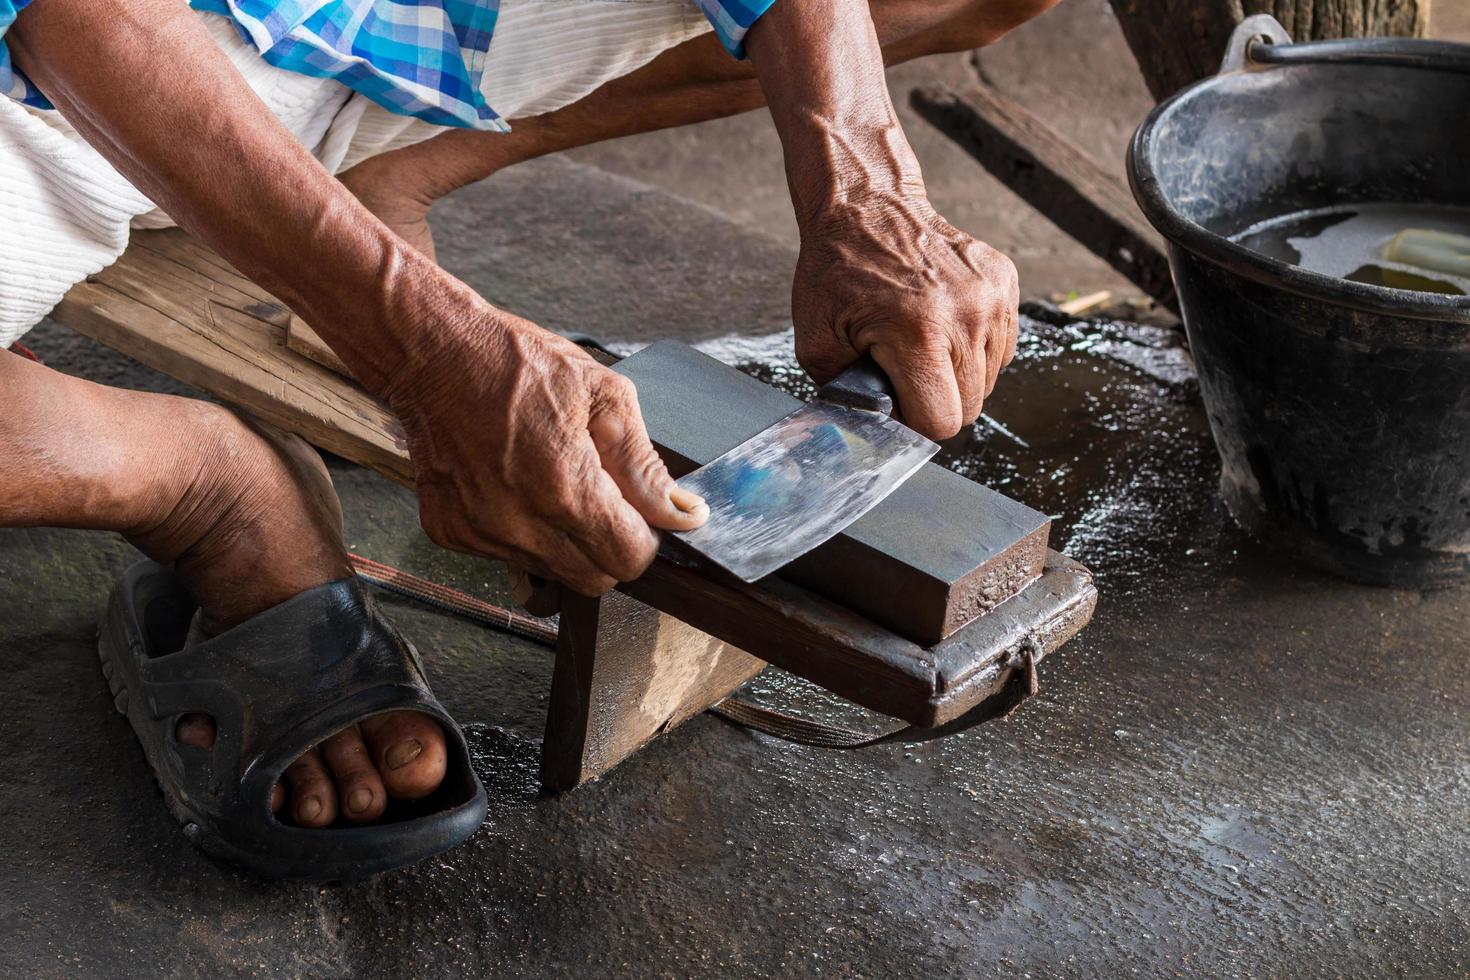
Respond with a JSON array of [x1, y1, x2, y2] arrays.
[[671, 487, 708, 515], [298, 796, 322, 822], [347, 787, 373, 814], [386, 739, 423, 770]]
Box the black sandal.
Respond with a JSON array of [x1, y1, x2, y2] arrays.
[[98, 560, 487, 881]]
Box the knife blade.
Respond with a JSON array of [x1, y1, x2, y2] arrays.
[[670, 355, 939, 582]]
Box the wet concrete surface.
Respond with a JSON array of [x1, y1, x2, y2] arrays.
[[4, 295, 1466, 976]]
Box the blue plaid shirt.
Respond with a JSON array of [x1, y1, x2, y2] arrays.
[[0, 0, 775, 131]]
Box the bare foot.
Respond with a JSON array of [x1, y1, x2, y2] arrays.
[[128, 404, 448, 826]]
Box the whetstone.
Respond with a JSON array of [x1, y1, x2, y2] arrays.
[[615, 341, 1051, 645]]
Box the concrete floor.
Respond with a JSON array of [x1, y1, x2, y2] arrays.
[[3, 4, 1470, 977]]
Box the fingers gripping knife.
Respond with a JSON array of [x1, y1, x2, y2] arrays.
[[671, 356, 940, 581]]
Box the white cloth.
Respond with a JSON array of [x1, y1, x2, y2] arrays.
[[0, 1, 711, 347]]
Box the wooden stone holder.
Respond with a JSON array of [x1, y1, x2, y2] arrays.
[[52, 231, 1098, 791], [539, 549, 1095, 789]]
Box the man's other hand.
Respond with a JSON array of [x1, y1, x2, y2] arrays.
[[385, 316, 708, 596]]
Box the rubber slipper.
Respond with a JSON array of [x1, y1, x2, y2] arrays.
[[98, 560, 487, 881]]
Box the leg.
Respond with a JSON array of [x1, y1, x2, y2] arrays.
[[0, 348, 447, 827], [339, 0, 1061, 253]]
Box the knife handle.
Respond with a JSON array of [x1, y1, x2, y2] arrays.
[[818, 354, 896, 415]]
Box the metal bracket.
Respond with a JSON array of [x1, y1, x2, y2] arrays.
[[1220, 14, 1294, 75]]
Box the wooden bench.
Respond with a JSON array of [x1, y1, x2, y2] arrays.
[[54, 229, 1097, 788]]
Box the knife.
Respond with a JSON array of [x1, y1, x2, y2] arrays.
[[670, 355, 940, 582]]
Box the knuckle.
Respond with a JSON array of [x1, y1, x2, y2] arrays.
[[606, 556, 645, 586], [546, 478, 582, 518], [995, 250, 1019, 284], [626, 438, 672, 486], [621, 535, 660, 580], [600, 372, 639, 410]]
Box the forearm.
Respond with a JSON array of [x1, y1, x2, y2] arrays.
[[8, 0, 468, 395], [744, 0, 924, 230]]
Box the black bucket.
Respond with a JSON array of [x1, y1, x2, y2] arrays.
[[1129, 16, 1470, 587]]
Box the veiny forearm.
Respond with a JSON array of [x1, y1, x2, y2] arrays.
[[7, 0, 472, 395], [744, 0, 925, 231]]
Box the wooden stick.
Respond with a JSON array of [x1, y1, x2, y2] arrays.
[[1058, 290, 1114, 317]]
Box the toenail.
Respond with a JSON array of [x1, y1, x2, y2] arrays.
[[386, 739, 423, 770], [347, 787, 373, 813], [298, 796, 322, 822]]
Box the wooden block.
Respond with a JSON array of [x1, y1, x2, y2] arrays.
[[52, 230, 413, 486], [286, 316, 352, 378], [615, 340, 1052, 645], [540, 589, 766, 790], [910, 84, 1178, 311], [546, 549, 1094, 789]]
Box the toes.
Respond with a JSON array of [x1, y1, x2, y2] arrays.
[[284, 747, 338, 828], [175, 713, 216, 750], [276, 715, 446, 828], [320, 725, 387, 823], [360, 711, 447, 801]]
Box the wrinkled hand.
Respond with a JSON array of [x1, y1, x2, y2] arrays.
[[384, 312, 707, 596], [793, 197, 1020, 440]]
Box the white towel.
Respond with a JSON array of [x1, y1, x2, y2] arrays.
[[0, 2, 711, 348]]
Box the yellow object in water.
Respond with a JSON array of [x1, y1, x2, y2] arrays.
[[1383, 228, 1470, 278]]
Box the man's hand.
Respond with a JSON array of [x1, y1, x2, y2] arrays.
[[794, 196, 1018, 440], [383, 311, 707, 596], [745, 0, 1020, 440]]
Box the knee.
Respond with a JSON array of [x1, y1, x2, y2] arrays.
[[935, 0, 1061, 52]]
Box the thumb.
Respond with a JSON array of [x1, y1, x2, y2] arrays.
[[588, 379, 709, 532]]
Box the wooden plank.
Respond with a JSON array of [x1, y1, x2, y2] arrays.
[[52, 230, 412, 485], [287, 316, 352, 377], [540, 591, 767, 790], [910, 84, 1178, 311], [616, 340, 1052, 645], [1058, 290, 1113, 316]]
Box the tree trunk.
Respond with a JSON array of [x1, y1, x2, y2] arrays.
[[1110, 0, 1433, 100]]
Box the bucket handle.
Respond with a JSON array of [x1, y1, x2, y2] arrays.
[[1221, 13, 1470, 76]]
